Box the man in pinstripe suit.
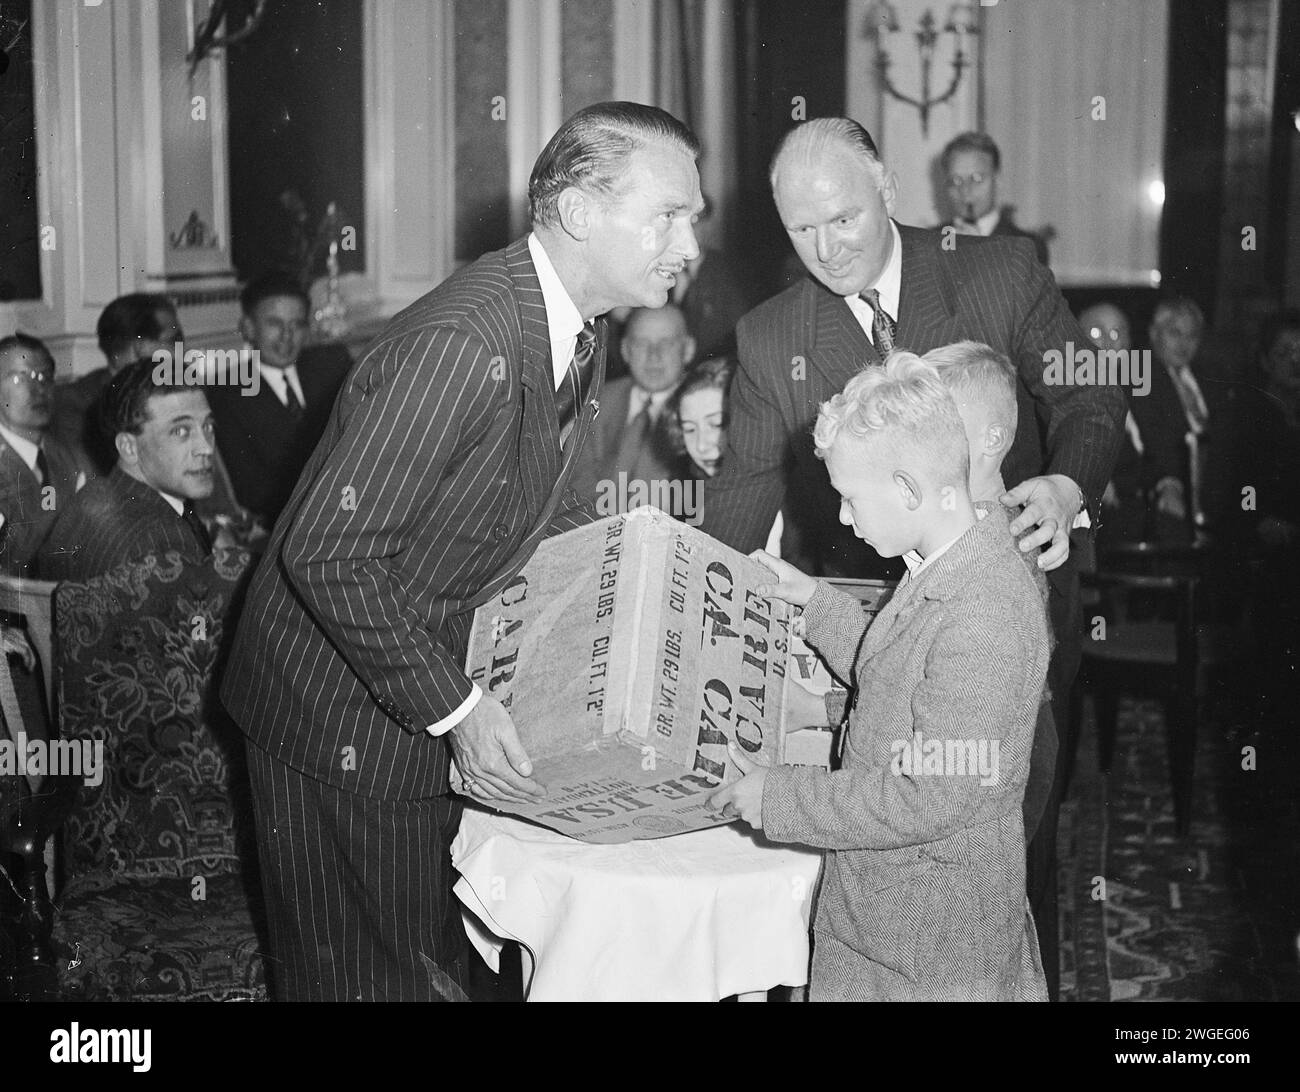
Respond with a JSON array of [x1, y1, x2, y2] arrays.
[[221, 102, 704, 1001], [700, 119, 1126, 999]]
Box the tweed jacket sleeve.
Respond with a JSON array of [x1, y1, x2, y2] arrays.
[[800, 579, 872, 687], [762, 589, 1040, 852]]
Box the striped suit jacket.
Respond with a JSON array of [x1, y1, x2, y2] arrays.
[[221, 236, 604, 800], [700, 224, 1126, 579], [0, 439, 82, 577], [38, 464, 209, 581], [762, 508, 1049, 1000]]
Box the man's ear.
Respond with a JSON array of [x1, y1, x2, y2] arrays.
[[894, 469, 922, 510], [681, 335, 697, 365], [238, 314, 255, 345], [556, 187, 592, 241], [880, 170, 900, 217], [115, 431, 137, 467]]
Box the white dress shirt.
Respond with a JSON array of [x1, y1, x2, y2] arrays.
[[0, 422, 44, 480], [626, 386, 674, 424], [427, 232, 587, 740], [258, 362, 306, 409]]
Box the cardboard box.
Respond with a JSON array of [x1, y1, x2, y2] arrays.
[[464, 508, 791, 843]]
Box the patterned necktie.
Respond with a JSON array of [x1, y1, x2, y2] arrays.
[[1171, 367, 1209, 435], [182, 500, 213, 556], [860, 288, 896, 356], [556, 322, 597, 448], [34, 447, 50, 488]]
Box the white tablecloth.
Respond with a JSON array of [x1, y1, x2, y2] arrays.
[[452, 807, 823, 1001]]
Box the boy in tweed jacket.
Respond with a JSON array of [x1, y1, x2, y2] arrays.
[[710, 352, 1049, 1001]]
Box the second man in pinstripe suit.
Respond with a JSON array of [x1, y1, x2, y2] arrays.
[[221, 102, 704, 1001]]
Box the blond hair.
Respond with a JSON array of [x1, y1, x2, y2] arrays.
[[814, 351, 969, 486], [924, 340, 1019, 446]]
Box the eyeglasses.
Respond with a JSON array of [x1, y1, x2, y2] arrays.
[[947, 173, 988, 189], [4, 370, 53, 387]]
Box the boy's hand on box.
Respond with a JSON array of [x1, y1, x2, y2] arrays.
[[450, 694, 547, 805], [707, 742, 768, 830], [750, 549, 817, 608]]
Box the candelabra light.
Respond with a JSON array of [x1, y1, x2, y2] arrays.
[[864, 2, 980, 137]]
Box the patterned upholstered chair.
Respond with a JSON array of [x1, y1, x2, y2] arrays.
[[51, 549, 268, 1001]]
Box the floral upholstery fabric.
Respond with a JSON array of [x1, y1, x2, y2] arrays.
[[51, 550, 268, 1000]]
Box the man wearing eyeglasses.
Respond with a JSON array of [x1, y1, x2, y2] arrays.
[[0, 334, 83, 577], [940, 132, 1050, 267]]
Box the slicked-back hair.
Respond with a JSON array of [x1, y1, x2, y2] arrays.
[[925, 340, 1020, 446], [99, 358, 199, 440], [240, 270, 310, 317], [528, 101, 700, 230], [814, 350, 969, 488], [0, 332, 56, 372], [665, 355, 734, 458], [940, 131, 1002, 174], [96, 293, 177, 360], [770, 117, 887, 192]]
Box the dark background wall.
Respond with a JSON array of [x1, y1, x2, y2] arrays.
[[226, 0, 365, 285]]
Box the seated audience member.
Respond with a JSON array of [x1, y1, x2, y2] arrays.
[[1079, 302, 1147, 540], [52, 293, 181, 478], [1131, 297, 1211, 537], [940, 131, 1050, 265], [39, 360, 218, 581], [206, 271, 352, 526], [666, 356, 790, 556], [711, 351, 1049, 1001], [0, 335, 83, 577], [574, 304, 694, 509]]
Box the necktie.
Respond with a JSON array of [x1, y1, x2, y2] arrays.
[[556, 322, 597, 448], [1171, 367, 1208, 435], [282, 375, 305, 420], [860, 289, 896, 356], [182, 500, 213, 556], [34, 447, 50, 488], [615, 395, 654, 479]]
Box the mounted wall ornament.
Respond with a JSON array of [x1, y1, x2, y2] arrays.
[[863, 1, 980, 138], [186, 0, 268, 78], [169, 209, 220, 250]]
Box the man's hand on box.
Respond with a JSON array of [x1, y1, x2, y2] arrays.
[[449, 694, 547, 805], [750, 549, 817, 608], [707, 742, 768, 831]]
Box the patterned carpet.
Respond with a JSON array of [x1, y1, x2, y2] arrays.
[[1058, 688, 1300, 1002]]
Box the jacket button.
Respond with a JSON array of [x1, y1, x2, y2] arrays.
[[493, 524, 508, 541]]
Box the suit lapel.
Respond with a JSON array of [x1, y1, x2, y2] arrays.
[[809, 279, 877, 393], [505, 238, 563, 517], [896, 224, 957, 353]]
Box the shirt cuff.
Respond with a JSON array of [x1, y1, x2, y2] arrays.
[[424, 683, 482, 736]]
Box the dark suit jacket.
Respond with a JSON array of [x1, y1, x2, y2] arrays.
[[679, 248, 758, 363], [701, 225, 1126, 582], [221, 236, 604, 801], [38, 465, 209, 581], [569, 377, 686, 508], [942, 208, 1050, 266], [51, 369, 114, 478], [206, 344, 352, 526], [0, 438, 82, 577]]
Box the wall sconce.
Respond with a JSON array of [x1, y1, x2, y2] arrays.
[[863, 1, 980, 137]]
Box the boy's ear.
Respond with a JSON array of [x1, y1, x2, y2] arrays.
[[985, 421, 1011, 457], [894, 469, 923, 510]]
